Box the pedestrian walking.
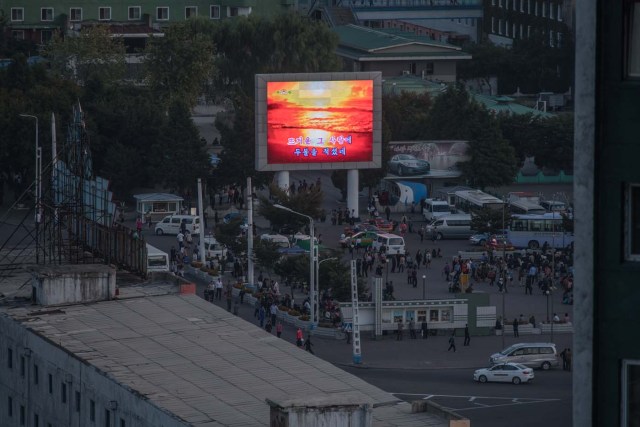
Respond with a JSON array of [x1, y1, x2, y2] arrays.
[[409, 319, 416, 339], [344, 323, 352, 344], [396, 320, 404, 341], [258, 306, 265, 328], [464, 324, 471, 346], [304, 335, 314, 354], [421, 321, 428, 339], [233, 299, 239, 316], [513, 318, 519, 337], [447, 333, 456, 352], [296, 328, 304, 347], [225, 283, 233, 312], [265, 321, 272, 333], [276, 322, 283, 338]]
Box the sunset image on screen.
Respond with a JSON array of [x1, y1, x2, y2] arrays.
[[266, 80, 374, 164]]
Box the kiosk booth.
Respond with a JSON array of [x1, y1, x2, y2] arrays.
[[134, 193, 184, 222]]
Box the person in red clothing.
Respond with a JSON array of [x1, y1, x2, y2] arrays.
[[276, 322, 283, 338], [296, 328, 304, 347]]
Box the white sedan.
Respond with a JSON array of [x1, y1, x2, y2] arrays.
[[473, 363, 535, 385]]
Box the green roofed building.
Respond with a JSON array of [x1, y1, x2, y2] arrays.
[[334, 24, 471, 81]]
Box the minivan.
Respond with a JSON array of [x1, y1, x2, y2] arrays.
[[155, 215, 201, 236], [426, 214, 473, 240], [490, 342, 559, 370], [372, 233, 406, 255]]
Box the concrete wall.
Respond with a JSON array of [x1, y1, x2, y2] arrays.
[[0, 315, 186, 427], [30, 265, 116, 306]]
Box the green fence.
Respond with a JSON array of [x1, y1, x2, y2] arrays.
[[515, 170, 573, 184]]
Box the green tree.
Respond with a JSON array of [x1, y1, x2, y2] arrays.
[[497, 112, 542, 166], [382, 92, 432, 140], [214, 218, 245, 255], [530, 113, 574, 172], [253, 240, 282, 271], [215, 94, 273, 189], [144, 18, 216, 108], [42, 25, 126, 85], [209, 12, 341, 97], [426, 85, 518, 189], [147, 100, 211, 193], [318, 258, 368, 302], [274, 255, 309, 286], [259, 184, 323, 230], [457, 41, 512, 95]]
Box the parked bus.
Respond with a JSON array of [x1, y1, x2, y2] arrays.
[[508, 191, 546, 215], [507, 213, 574, 249], [146, 244, 170, 273], [509, 200, 547, 215], [422, 198, 452, 222], [454, 190, 505, 212]]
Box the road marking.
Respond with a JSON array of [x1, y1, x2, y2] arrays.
[[422, 395, 433, 400], [392, 393, 561, 412], [391, 392, 559, 401], [469, 397, 476, 401]]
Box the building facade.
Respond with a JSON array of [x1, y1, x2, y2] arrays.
[[483, 0, 573, 47]]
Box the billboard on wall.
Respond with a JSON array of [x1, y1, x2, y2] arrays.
[[255, 73, 382, 171], [386, 140, 470, 179]]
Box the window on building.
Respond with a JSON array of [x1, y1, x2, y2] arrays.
[[128, 6, 141, 20], [492, 0, 496, 5], [210, 5, 220, 19], [506, 20, 510, 36], [549, 30, 555, 47], [20, 405, 25, 425], [99, 7, 111, 20], [229, 7, 239, 16], [491, 17, 496, 33], [75, 391, 81, 412], [520, 23, 524, 38], [90, 399, 95, 422], [527, 0, 531, 14], [534, 1, 538, 16], [61, 383, 67, 403], [11, 30, 25, 40], [550, 2, 555, 18], [48, 374, 53, 394], [41, 30, 53, 44], [11, 8, 24, 21], [185, 6, 197, 18], [425, 62, 434, 75], [120, 418, 126, 427], [34, 413, 39, 427], [557, 4, 563, 21], [513, 23, 517, 38], [513, 0, 517, 11], [70, 7, 82, 21], [104, 409, 111, 427], [528, 25, 532, 37], [498, 19, 503, 34], [499, 0, 503, 7], [7, 348, 13, 369], [520, 0, 524, 12], [156, 7, 169, 20], [8, 396, 12, 417], [557, 31, 563, 48], [20, 356, 25, 377], [41, 8, 54, 21], [542, 1, 546, 17]]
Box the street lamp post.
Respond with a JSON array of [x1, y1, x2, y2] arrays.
[[20, 114, 41, 264], [422, 275, 426, 300], [273, 204, 316, 326]]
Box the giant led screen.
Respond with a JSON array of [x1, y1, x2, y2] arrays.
[[255, 73, 382, 171]]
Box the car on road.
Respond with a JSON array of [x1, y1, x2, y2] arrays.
[[388, 154, 430, 176], [339, 231, 378, 248], [367, 218, 395, 232], [485, 234, 515, 251], [473, 363, 535, 384], [490, 343, 559, 370], [344, 223, 379, 237], [223, 212, 245, 224], [203, 235, 227, 259], [469, 232, 490, 246]]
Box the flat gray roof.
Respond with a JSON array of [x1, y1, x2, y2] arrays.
[[5, 293, 447, 426]]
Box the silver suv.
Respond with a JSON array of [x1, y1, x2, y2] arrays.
[[490, 343, 559, 370]]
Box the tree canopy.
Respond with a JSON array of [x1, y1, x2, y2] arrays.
[[259, 184, 323, 230]]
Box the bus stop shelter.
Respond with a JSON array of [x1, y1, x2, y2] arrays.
[[134, 193, 184, 221]]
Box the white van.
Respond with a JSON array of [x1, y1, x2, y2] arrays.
[[203, 236, 228, 259], [260, 234, 291, 248], [155, 215, 201, 236], [372, 233, 405, 255], [426, 214, 473, 240], [490, 342, 559, 370], [422, 199, 452, 222], [146, 244, 169, 273]]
